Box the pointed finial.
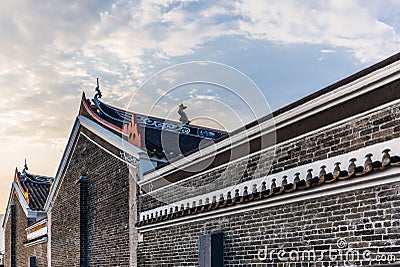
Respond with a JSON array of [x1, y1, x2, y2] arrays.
[[23, 159, 28, 173], [94, 77, 102, 99]]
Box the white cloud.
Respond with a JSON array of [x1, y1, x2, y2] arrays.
[[0, 0, 398, 150], [320, 49, 336, 53], [234, 0, 400, 62]]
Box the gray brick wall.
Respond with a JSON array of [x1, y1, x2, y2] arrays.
[[139, 101, 400, 212], [138, 182, 400, 266], [50, 135, 131, 266], [3, 194, 47, 267], [4, 195, 28, 267], [26, 243, 47, 267]]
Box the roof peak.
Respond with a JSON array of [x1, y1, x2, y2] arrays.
[[23, 158, 28, 174], [94, 77, 102, 100], [15, 161, 54, 184], [13, 163, 54, 211]]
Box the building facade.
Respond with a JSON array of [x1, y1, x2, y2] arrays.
[[135, 54, 400, 266], [3, 53, 400, 266], [2, 166, 52, 267]]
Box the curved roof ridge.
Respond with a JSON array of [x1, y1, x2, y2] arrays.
[[97, 98, 227, 133], [14, 165, 54, 211], [79, 91, 228, 163], [22, 171, 54, 185]]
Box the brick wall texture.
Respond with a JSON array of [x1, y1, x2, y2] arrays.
[[139, 101, 400, 213], [4, 194, 47, 267], [4, 195, 27, 267], [138, 182, 400, 266], [137, 102, 400, 265], [50, 135, 130, 266], [26, 243, 47, 267], [5, 94, 400, 266]]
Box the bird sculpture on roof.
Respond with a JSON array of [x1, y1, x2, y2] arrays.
[[178, 103, 190, 125]]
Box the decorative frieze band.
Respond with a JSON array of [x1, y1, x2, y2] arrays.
[[138, 137, 400, 227]]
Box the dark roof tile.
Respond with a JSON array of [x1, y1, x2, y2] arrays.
[[14, 168, 53, 211], [80, 93, 228, 164]]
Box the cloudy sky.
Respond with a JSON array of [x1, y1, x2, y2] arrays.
[[0, 0, 400, 213]]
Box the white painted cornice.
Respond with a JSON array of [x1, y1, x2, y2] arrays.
[[138, 137, 400, 229], [142, 57, 400, 182], [138, 168, 400, 232]]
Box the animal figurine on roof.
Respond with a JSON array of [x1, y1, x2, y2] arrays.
[[178, 103, 190, 125]]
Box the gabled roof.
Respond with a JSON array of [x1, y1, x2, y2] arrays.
[[42, 91, 229, 212], [2, 164, 52, 229], [79, 92, 227, 163], [14, 166, 53, 211]]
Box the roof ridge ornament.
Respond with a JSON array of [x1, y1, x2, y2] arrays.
[[94, 77, 102, 100], [23, 158, 28, 174], [178, 103, 190, 125], [92, 77, 102, 112]]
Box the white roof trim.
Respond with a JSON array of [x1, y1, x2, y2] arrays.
[[45, 113, 149, 211], [139, 168, 400, 232], [27, 225, 47, 241], [44, 119, 81, 211], [25, 219, 47, 231], [2, 183, 33, 229], [143, 58, 400, 181], [24, 236, 48, 247], [78, 115, 147, 158], [139, 137, 400, 224]]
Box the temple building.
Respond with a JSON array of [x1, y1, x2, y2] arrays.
[[3, 52, 400, 266]]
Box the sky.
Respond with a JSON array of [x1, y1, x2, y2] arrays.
[[0, 0, 400, 214]]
